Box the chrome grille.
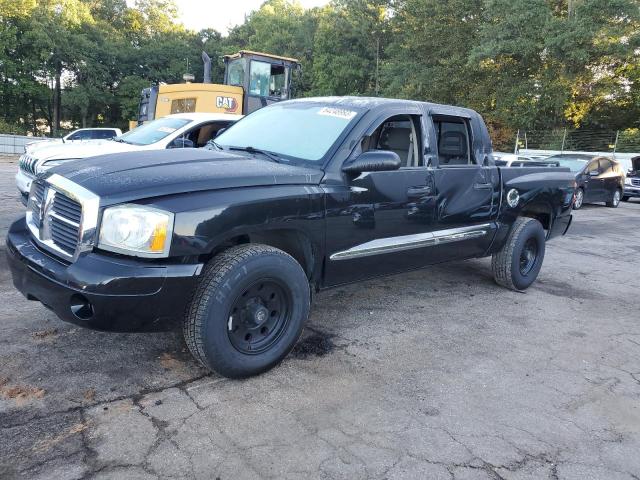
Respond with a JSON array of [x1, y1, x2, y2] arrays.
[[30, 182, 46, 229], [50, 193, 82, 254], [632, 178, 640, 187], [26, 175, 99, 262], [19, 154, 38, 176]]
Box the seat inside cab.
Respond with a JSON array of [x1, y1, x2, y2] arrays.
[[360, 115, 421, 167]]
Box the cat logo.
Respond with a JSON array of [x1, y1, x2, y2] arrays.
[[216, 96, 238, 113]]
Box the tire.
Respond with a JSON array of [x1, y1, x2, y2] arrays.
[[622, 196, 629, 202], [573, 188, 584, 210], [606, 188, 621, 208], [183, 244, 310, 378], [492, 217, 546, 291]]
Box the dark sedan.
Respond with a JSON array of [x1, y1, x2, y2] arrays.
[[546, 154, 625, 209]]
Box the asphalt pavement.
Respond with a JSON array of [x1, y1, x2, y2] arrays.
[[1, 155, 639, 480]]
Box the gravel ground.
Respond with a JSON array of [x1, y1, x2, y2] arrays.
[[1, 154, 639, 480]]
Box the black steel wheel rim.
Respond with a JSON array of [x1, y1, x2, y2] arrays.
[[227, 279, 291, 355], [519, 238, 538, 276]]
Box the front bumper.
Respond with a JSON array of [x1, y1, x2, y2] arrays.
[[6, 217, 203, 332], [16, 170, 34, 205], [623, 184, 640, 198]]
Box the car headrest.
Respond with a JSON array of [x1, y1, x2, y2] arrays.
[[439, 131, 467, 156], [380, 128, 410, 151]]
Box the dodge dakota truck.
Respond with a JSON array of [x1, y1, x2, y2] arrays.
[[7, 97, 575, 378]]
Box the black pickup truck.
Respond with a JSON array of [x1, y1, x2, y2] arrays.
[[7, 97, 575, 378]]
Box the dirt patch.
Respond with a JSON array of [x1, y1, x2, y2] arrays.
[[83, 388, 96, 402], [291, 331, 335, 359], [31, 328, 59, 341], [1, 384, 46, 406], [32, 423, 87, 454]]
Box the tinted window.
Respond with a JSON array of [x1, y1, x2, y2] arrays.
[[599, 159, 612, 172], [118, 117, 190, 146], [92, 130, 117, 139], [216, 104, 360, 163]]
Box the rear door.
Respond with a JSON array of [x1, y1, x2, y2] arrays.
[[598, 159, 618, 199], [428, 112, 500, 262]]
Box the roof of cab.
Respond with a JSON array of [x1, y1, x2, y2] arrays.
[[281, 96, 479, 117]]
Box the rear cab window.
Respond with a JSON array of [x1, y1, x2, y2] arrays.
[[432, 116, 474, 166]]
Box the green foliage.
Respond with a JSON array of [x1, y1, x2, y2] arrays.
[[0, 0, 638, 140]]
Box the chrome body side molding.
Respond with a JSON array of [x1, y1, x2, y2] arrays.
[[329, 223, 493, 261]]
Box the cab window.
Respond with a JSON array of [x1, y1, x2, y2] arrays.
[[249, 61, 287, 98], [227, 58, 245, 87], [433, 117, 473, 166], [357, 115, 422, 168]]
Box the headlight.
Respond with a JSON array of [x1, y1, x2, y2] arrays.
[[98, 204, 174, 257], [37, 159, 77, 174], [625, 177, 632, 185]]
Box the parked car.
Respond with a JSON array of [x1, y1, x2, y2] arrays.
[[25, 128, 123, 154], [546, 154, 625, 209], [493, 152, 560, 167], [6, 97, 575, 378], [15, 113, 240, 204], [622, 156, 640, 202]]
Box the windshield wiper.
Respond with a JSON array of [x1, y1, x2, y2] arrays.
[[206, 140, 223, 151], [228, 146, 282, 163]]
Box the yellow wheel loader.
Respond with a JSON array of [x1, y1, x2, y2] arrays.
[[133, 51, 300, 128]]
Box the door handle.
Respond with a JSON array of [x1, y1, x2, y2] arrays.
[[407, 186, 432, 196], [474, 182, 493, 190]]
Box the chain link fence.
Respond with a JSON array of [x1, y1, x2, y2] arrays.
[[513, 129, 640, 155]]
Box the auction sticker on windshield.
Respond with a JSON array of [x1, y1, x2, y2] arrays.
[[157, 127, 177, 133], [318, 107, 357, 120]]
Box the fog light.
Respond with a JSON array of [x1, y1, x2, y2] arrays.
[[70, 294, 94, 320]]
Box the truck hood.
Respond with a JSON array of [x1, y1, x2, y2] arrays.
[[46, 149, 324, 204], [30, 139, 137, 161]]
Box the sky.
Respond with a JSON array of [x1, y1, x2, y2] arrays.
[[173, 0, 330, 34]]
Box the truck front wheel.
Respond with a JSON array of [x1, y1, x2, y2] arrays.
[[183, 244, 310, 378], [492, 217, 546, 291]]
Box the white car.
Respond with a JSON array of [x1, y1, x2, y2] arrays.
[[25, 128, 124, 154], [16, 113, 240, 203]]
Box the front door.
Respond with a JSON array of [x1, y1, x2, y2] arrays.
[[323, 113, 440, 286], [583, 159, 603, 201]]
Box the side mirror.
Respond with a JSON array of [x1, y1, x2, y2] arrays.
[[589, 170, 599, 177], [342, 150, 401, 174], [168, 137, 195, 149]]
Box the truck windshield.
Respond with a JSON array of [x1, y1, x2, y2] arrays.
[[215, 104, 361, 163], [118, 117, 190, 146]]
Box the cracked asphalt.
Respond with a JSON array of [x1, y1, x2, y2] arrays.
[[1, 154, 640, 480]]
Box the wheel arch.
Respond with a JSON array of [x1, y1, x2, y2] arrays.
[[202, 226, 321, 285]]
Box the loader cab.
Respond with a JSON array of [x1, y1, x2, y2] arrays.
[[223, 50, 300, 115]]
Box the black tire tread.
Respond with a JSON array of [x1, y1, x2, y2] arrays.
[[491, 217, 541, 291], [605, 188, 621, 208], [183, 244, 306, 374]]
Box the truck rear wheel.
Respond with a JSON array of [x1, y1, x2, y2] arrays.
[[492, 217, 546, 291], [183, 244, 310, 378]]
